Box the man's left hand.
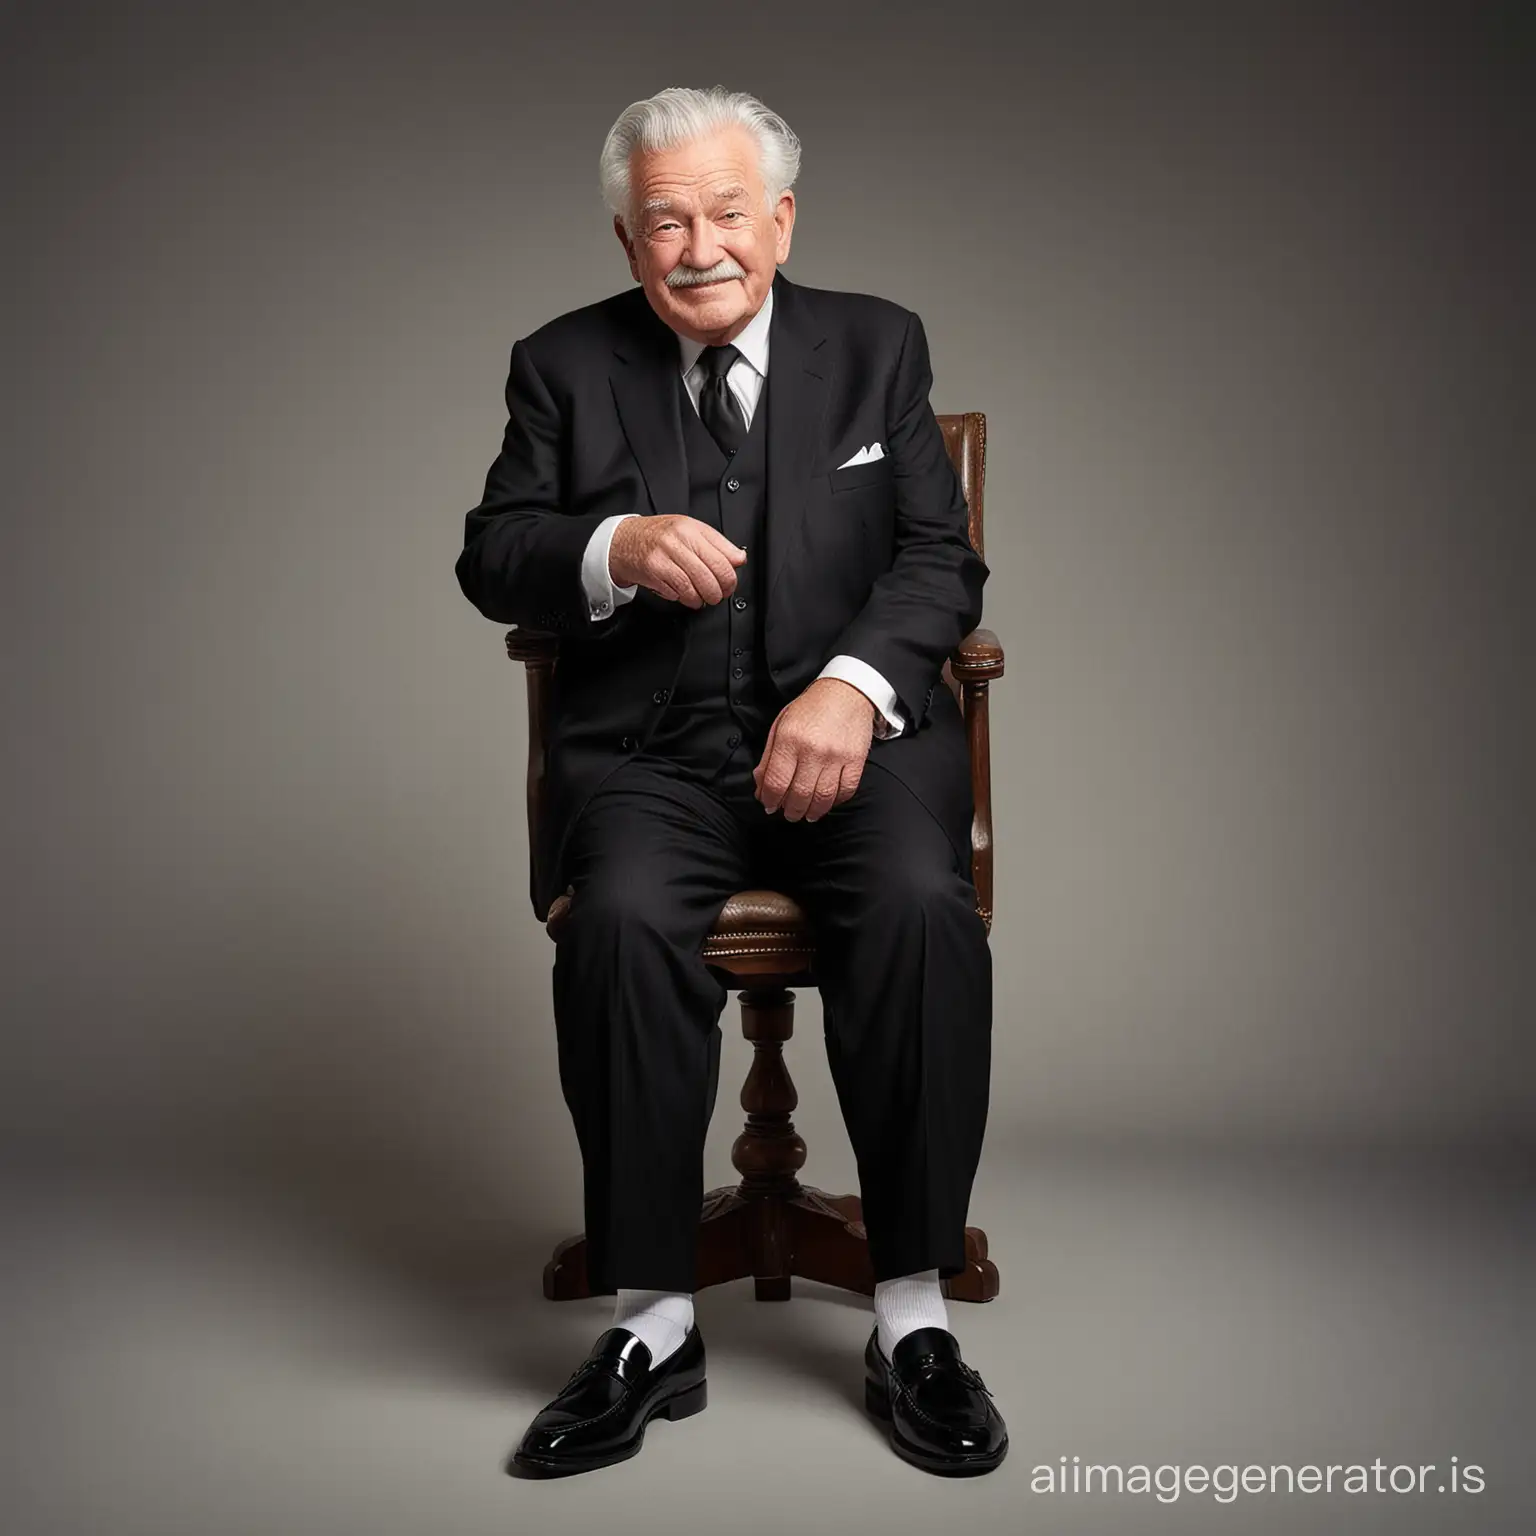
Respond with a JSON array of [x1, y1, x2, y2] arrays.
[[753, 678, 877, 821]]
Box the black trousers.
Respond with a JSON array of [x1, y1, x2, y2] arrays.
[[550, 734, 992, 1294]]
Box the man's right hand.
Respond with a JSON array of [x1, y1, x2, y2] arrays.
[[609, 515, 747, 608]]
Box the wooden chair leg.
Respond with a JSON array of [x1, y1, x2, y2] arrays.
[[543, 983, 999, 1302]]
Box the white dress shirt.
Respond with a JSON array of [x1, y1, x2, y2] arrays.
[[578, 284, 907, 738]]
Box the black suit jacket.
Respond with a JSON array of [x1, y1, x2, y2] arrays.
[[455, 268, 989, 919]]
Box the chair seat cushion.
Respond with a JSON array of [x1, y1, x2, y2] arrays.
[[704, 889, 816, 975], [546, 886, 816, 977]]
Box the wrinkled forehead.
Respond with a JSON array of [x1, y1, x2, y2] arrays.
[[628, 128, 765, 218], [637, 180, 754, 220]]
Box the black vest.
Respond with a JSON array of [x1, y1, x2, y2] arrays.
[[643, 371, 785, 776]]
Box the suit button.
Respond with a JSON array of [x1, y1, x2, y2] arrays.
[[726, 477, 741, 492], [652, 688, 669, 703], [733, 597, 747, 611], [732, 667, 743, 678], [727, 732, 740, 747], [620, 735, 638, 750]]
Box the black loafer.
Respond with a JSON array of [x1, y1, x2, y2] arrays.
[[511, 1324, 707, 1477], [864, 1324, 1008, 1475]]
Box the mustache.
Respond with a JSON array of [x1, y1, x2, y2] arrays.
[[665, 259, 746, 287]]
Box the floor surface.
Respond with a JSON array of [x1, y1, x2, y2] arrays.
[[2, 1148, 1530, 1535]]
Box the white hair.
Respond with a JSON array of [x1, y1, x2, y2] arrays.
[[599, 85, 802, 232]]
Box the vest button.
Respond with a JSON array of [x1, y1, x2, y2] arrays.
[[732, 667, 743, 678], [652, 688, 669, 703], [726, 478, 741, 492], [727, 732, 741, 747], [733, 597, 747, 610], [620, 735, 638, 751]]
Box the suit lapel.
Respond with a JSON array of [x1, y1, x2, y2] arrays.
[[608, 297, 689, 557], [608, 270, 831, 645], [763, 270, 831, 643]]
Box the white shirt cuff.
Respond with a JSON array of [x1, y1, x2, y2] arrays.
[[818, 654, 906, 738], [580, 513, 642, 621]]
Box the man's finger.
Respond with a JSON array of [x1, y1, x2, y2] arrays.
[[693, 530, 746, 591], [753, 716, 781, 801], [834, 752, 864, 805], [649, 561, 685, 602], [758, 732, 798, 813], [804, 761, 844, 822], [778, 752, 823, 822], [701, 524, 748, 566], [667, 543, 723, 606], [682, 538, 736, 603]]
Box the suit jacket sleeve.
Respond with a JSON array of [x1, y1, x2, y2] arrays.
[[826, 311, 988, 728], [455, 339, 635, 636]]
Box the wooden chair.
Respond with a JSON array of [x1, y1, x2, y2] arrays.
[[505, 413, 1005, 1303]]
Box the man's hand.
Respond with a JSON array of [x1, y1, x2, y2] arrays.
[[753, 678, 877, 822], [610, 515, 747, 607]]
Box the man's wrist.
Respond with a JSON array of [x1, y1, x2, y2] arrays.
[[605, 513, 641, 590], [816, 654, 905, 737], [821, 675, 878, 718], [581, 513, 640, 622]]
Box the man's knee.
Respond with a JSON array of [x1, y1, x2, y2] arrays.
[[857, 848, 969, 932], [562, 870, 674, 940]]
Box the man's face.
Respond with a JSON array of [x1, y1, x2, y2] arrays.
[[614, 124, 795, 344]]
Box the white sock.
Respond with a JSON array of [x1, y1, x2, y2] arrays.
[[874, 1267, 949, 1361], [611, 1288, 694, 1368]]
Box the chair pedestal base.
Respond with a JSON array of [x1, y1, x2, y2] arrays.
[[543, 1187, 998, 1303], [541, 984, 1000, 1304]]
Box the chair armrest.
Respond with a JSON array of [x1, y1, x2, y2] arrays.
[[950, 626, 1003, 682], [945, 627, 1003, 935], [504, 627, 560, 919], [506, 626, 560, 666], [506, 623, 1004, 934]]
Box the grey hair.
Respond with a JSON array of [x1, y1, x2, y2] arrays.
[[599, 85, 802, 232]]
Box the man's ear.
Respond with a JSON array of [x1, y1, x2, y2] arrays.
[[773, 191, 795, 264], [614, 217, 641, 282]]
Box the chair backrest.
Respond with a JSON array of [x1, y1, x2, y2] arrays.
[[935, 414, 986, 707], [938, 412, 987, 562]]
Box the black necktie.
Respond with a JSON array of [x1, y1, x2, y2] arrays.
[[697, 343, 747, 456]]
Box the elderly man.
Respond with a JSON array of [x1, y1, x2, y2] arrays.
[[455, 85, 1005, 1477]]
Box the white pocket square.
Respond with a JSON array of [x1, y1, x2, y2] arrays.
[[837, 442, 885, 469]]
